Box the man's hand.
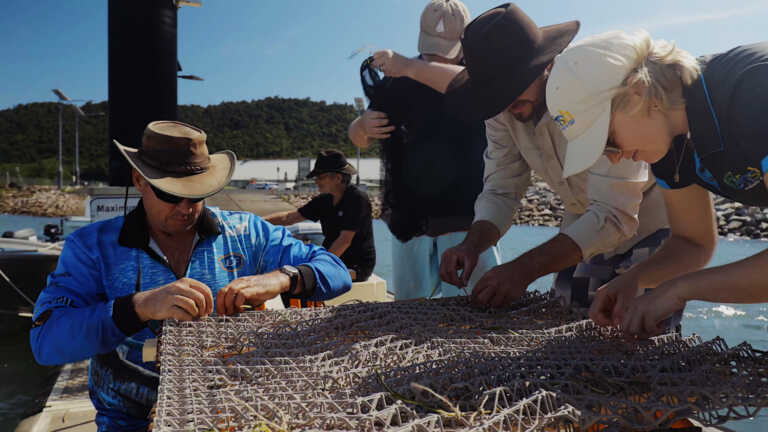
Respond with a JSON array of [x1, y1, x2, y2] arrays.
[[372, 49, 413, 77], [620, 280, 686, 338], [358, 110, 396, 140], [133, 277, 214, 322], [440, 242, 483, 287], [216, 271, 290, 316], [470, 262, 530, 308], [588, 273, 643, 327]]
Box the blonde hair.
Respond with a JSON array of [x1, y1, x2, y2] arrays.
[[611, 30, 700, 114]]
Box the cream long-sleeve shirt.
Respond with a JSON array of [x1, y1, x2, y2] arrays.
[[474, 110, 669, 260]]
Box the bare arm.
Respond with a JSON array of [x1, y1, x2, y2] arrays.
[[627, 184, 717, 290], [328, 230, 356, 258], [471, 233, 583, 308], [509, 234, 583, 284], [590, 183, 717, 326], [263, 210, 305, 226], [440, 220, 501, 287], [372, 50, 464, 94]]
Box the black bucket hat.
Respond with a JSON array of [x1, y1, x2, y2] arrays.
[[306, 149, 357, 179], [445, 3, 580, 122]]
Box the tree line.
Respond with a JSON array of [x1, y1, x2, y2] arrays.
[[0, 97, 375, 183]]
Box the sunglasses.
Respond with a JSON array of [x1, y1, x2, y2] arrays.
[[150, 184, 205, 205], [603, 146, 623, 156]]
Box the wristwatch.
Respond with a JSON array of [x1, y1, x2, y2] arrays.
[[279, 265, 300, 295]]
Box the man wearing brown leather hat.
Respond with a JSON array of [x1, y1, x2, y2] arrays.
[[31, 121, 351, 430], [372, 3, 672, 318], [266, 149, 376, 283]]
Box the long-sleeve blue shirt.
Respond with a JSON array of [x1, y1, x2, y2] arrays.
[[30, 203, 351, 431]]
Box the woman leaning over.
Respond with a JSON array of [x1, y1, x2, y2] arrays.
[[545, 30, 768, 337]]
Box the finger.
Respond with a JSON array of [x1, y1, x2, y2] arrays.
[[488, 284, 509, 309], [611, 294, 628, 327], [439, 252, 462, 287], [216, 285, 229, 315], [624, 309, 645, 340], [170, 305, 196, 322], [471, 278, 493, 307], [173, 295, 199, 318], [459, 255, 478, 287], [184, 278, 214, 316], [372, 118, 392, 127], [177, 282, 207, 318], [589, 295, 614, 327], [234, 291, 247, 312], [223, 284, 240, 316], [367, 132, 392, 140], [366, 110, 387, 118], [371, 50, 388, 61]]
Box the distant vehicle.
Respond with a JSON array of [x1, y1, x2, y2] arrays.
[[246, 182, 279, 190], [286, 221, 324, 246]]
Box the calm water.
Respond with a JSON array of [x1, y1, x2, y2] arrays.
[[2, 214, 767, 431]]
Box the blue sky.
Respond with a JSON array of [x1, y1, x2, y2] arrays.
[[1, 0, 767, 110]]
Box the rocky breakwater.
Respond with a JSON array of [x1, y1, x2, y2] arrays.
[[713, 196, 768, 240], [279, 181, 767, 240], [0, 185, 87, 217]]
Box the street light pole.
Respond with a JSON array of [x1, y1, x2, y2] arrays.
[[57, 103, 63, 189], [74, 114, 80, 186], [353, 97, 366, 186]]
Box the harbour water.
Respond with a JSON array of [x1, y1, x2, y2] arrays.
[[1, 214, 767, 431]]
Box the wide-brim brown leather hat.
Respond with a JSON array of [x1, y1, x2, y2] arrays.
[[445, 3, 580, 121], [306, 149, 357, 179], [114, 121, 236, 199]]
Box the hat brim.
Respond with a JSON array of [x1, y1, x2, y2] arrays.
[[445, 20, 580, 122], [562, 104, 611, 178], [418, 31, 462, 59], [306, 163, 357, 179], [114, 139, 236, 199]]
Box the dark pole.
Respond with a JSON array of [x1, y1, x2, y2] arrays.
[[75, 114, 80, 186], [57, 104, 63, 189], [108, 0, 178, 186]]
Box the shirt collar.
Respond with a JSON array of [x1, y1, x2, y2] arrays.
[[118, 200, 221, 250], [683, 61, 724, 157]]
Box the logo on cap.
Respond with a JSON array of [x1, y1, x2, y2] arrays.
[[553, 110, 575, 131], [435, 18, 445, 33]]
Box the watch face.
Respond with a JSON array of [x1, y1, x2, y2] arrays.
[[282, 265, 299, 276]]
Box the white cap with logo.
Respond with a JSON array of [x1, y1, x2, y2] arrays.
[[418, 0, 470, 59], [546, 31, 642, 178]]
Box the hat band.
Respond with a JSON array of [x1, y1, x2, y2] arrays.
[[138, 148, 210, 175]]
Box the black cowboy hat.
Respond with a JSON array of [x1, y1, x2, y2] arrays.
[[445, 3, 580, 121], [306, 149, 357, 179]]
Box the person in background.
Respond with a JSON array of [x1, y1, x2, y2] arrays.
[[546, 30, 768, 337], [371, 3, 671, 317], [265, 149, 375, 283], [30, 121, 351, 431], [348, 0, 501, 300]]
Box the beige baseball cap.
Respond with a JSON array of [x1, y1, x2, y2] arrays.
[[546, 31, 643, 178], [418, 0, 470, 58]]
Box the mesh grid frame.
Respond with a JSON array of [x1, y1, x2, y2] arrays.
[[154, 295, 768, 431]]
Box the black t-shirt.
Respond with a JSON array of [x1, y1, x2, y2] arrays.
[[368, 66, 487, 240], [298, 185, 375, 275], [652, 42, 768, 206]]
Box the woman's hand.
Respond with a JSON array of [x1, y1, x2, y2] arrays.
[[372, 49, 413, 77], [358, 110, 396, 139], [589, 272, 643, 327], [620, 280, 687, 338]]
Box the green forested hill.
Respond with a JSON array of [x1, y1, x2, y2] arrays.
[[0, 97, 373, 182]]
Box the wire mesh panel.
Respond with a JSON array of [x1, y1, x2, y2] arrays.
[[154, 294, 768, 431]]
